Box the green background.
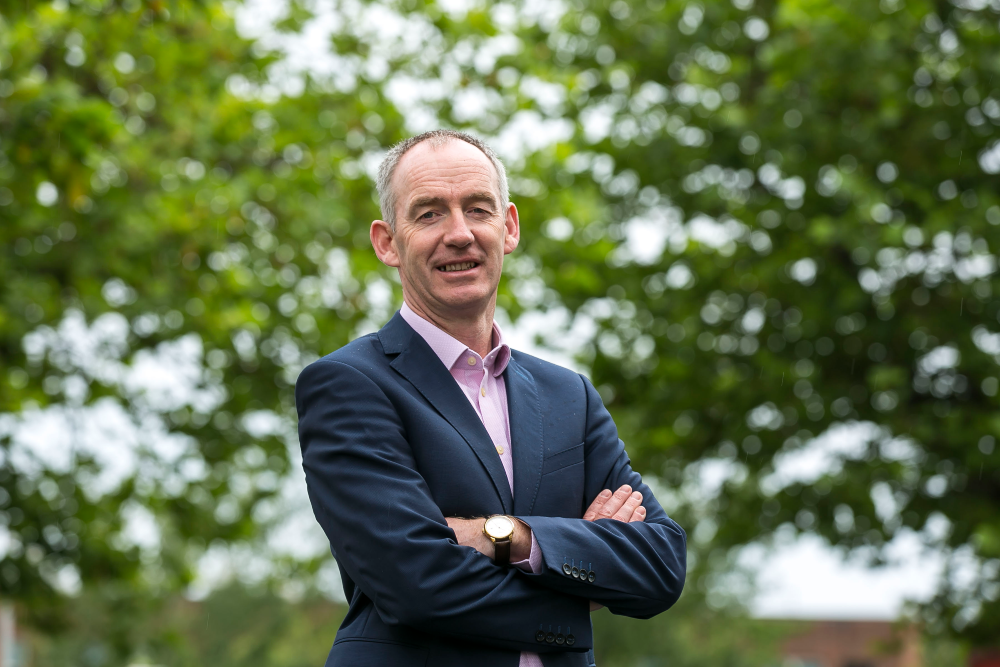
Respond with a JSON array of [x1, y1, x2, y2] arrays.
[[1, 0, 998, 662]]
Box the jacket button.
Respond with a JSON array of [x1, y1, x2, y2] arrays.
[[555, 634, 565, 645], [578, 568, 588, 580], [588, 572, 596, 583], [571, 566, 579, 577], [566, 634, 576, 646], [545, 632, 556, 643], [562, 563, 572, 575], [536, 631, 546, 642]]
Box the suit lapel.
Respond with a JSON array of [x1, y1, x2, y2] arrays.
[[504, 355, 544, 516], [379, 313, 514, 514]]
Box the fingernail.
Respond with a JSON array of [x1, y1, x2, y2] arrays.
[[632, 492, 642, 500], [600, 490, 612, 498], [637, 507, 645, 513]]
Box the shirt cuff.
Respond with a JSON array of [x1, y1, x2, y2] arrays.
[[512, 530, 542, 574]]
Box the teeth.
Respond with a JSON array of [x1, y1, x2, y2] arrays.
[[440, 262, 476, 272]]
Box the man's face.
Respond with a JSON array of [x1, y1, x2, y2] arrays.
[[371, 139, 519, 320]]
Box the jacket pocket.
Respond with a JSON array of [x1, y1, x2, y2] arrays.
[[327, 638, 429, 667], [542, 442, 584, 476]]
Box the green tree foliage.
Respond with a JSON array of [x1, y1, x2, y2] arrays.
[[28, 586, 347, 667], [0, 0, 398, 635], [3, 0, 1000, 655]]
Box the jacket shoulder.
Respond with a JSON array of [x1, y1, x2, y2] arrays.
[[509, 349, 587, 389], [304, 333, 386, 376]]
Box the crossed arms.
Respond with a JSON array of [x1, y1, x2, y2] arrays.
[[296, 358, 686, 654], [446, 485, 647, 611]]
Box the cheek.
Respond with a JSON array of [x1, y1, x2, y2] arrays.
[[477, 223, 506, 253], [397, 233, 431, 265]]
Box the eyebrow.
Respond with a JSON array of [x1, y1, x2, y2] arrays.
[[407, 192, 498, 218]]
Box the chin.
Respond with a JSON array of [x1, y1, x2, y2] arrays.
[[434, 288, 494, 312]]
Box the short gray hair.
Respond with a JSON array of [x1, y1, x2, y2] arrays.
[[375, 130, 510, 230]]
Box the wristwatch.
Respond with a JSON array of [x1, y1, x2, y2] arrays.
[[483, 515, 515, 566]]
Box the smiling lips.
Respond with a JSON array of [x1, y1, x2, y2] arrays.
[[438, 261, 479, 272]]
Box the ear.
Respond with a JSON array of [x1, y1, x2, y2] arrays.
[[502, 203, 520, 255], [370, 220, 401, 267]]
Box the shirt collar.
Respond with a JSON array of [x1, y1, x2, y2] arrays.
[[400, 301, 511, 377]]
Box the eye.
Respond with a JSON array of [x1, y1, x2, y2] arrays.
[[419, 211, 435, 220]]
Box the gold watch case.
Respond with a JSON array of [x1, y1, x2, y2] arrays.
[[484, 515, 515, 541]]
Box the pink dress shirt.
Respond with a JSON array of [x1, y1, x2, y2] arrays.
[[400, 302, 545, 667]]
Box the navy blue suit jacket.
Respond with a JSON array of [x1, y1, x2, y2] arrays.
[[296, 312, 686, 667]]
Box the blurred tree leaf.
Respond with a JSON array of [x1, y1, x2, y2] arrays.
[[0, 0, 400, 637]]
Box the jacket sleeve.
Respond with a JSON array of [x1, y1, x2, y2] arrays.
[[517, 375, 687, 619], [296, 358, 592, 652]]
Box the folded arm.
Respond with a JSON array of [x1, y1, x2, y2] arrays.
[[449, 485, 648, 611], [445, 373, 686, 618], [296, 359, 592, 652], [516, 376, 688, 619]]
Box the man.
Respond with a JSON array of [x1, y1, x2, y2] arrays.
[[296, 130, 686, 667]]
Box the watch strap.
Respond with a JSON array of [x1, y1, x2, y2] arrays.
[[493, 536, 511, 566]]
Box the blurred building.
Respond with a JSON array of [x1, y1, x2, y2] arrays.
[[777, 619, 921, 667], [970, 650, 1000, 667]]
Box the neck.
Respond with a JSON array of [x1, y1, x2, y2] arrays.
[[404, 296, 496, 358]]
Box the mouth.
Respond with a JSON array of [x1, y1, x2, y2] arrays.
[[437, 261, 479, 273]]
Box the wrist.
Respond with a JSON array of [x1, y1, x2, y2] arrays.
[[479, 518, 495, 559], [511, 517, 531, 562], [483, 515, 515, 565]]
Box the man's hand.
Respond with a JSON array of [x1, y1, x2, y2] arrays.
[[582, 485, 645, 523], [446, 517, 532, 562]]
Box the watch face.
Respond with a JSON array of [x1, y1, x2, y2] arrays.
[[484, 516, 514, 540]]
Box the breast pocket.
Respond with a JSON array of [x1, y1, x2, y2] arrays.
[[542, 442, 584, 476], [537, 442, 585, 517]]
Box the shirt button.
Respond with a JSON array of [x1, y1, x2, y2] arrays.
[[495, 444, 504, 455], [467, 356, 476, 365], [480, 386, 486, 397]]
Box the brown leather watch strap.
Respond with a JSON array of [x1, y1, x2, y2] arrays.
[[493, 536, 511, 566]]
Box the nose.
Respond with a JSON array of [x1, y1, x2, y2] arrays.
[[442, 207, 475, 247]]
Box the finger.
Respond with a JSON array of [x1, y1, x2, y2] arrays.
[[629, 505, 646, 523], [597, 485, 632, 520], [583, 489, 613, 521], [612, 491, 643, 522]]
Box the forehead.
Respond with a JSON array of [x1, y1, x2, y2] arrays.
[[392, 139, 499, 206]]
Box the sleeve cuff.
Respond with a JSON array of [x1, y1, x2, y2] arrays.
[[513, 530, 542, 574]]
